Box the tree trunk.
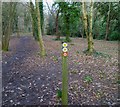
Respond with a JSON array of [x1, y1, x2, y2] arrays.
[[88, 0, 94, 54], [35, 0, 46, 56], [65, 14, 71, 42], [16, 25, 20, 37], [0, 1, 2, 45], [2, 22, 11, 51], [31, 15, 35, 37], [30, 1, 35, 37], [2, 3, 16, 51], [80, 16, 84, 38], [105, 2, 111, 40], [55, 10, 60, 40], [16, 16, 20, 37], [29, 0, 39, 40], [82, 0, 94, 54], [82, 1, 89, 38], [39, 2, 44, 35], [82, 1, 90, 51]]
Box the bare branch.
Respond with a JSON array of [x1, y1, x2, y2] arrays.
[[46, 2, 56, 19]]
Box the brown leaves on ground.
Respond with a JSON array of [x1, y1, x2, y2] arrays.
[[2, 35, 119, 105]]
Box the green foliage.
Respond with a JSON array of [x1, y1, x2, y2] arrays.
[[47, 2, 81, 39], [94, 2, 119, 41], [116, 80, 120, 84], [64, 37, 71, 42], [109, 31, 120, 41], [93, 51, 111, 58], [83, 75, 93, 83], [2, 46, 9, 51], [57, 89, 62, 99], [52, 38, 64, 41], [47, 2, 119, 41], [83, 49, 111, 58]]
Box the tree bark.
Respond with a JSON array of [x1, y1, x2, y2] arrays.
[[105, 2, 111, 40], [82, 0, 94, 54], [82, 1, 89, 38], [35, 0, 46, 56], [29, 0, 39, 40], [89, 0, 94, 53], [55, 9, 60, 40], [81, 16, 84, 38], [2, 3, 17, 51], [0, 1, 2, 45], [15, 16, 20, 37], [30, 0, 36, 39], [30, 1, 35, 37], [39, 2, 44, 35], [82, 1, 90, 51]]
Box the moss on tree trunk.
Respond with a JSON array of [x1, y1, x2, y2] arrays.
[[82, 0, 94, 55], [36, 0, 46, 57], [2, 2, 16, 51]]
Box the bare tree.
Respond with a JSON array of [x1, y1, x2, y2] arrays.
[[35, 0, 46, 56], [46, 2, 60, 40], [2, 2, 17, 51], [29, 0, 38, 39]]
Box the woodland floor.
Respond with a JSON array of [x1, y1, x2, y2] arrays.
[[2, 35, 119, 106]]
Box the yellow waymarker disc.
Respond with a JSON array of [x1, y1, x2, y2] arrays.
[[62, 43, 68, 47], [62, 47, 68, 52]]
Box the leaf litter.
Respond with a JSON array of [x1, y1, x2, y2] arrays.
[[2, 36, 118, 105]]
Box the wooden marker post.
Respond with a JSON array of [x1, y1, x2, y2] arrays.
[[62, 42, 68, 105]]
